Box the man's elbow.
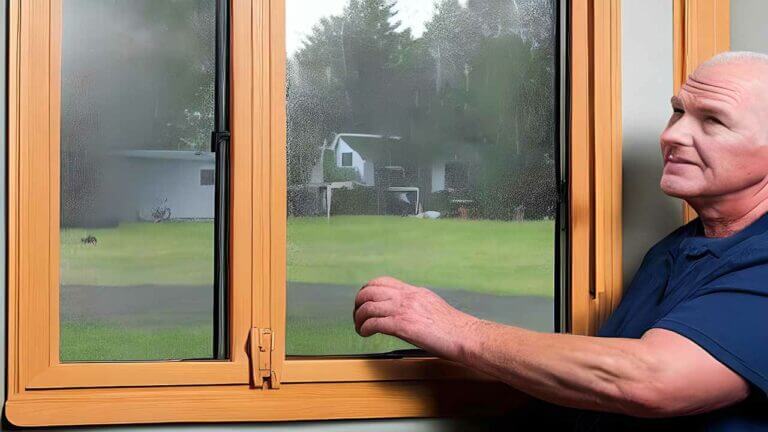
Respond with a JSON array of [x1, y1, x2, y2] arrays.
[[592, 349, 685, 417], [614, 379, 686, 418], [614, 378, 740, 419]]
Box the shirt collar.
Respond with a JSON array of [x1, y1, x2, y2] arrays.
[[683, 210, 768, 258]]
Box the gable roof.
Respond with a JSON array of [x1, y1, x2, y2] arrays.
[[110, 150, 215, 162], [332, 134, 403, 164], [328, 133, 483, 166]]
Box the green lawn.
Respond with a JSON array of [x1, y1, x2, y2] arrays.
[[61, 319, 412, 361], [60, 216, 554, 360], [62, 217, 554, 296], [61, 322, 214, 362], [61, 221, 214, 286], [288, 216, 554, 296]]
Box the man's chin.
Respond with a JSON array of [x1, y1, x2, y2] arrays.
[[660, 177, 702, 199]]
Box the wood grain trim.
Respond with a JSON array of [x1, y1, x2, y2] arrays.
[[18, 0, 54, 388], [26, 362, 248, 389], [7, 0, 21, 398], [252, 0, 271, 342], [569, 0, 622, 335], [673, 0, 730, 222], [5, 381, 528, 427], [268, 0, 288, 383], [598, 0, 624, 321], [230, 0, 257, 376], [282, 358, 494, 383], [49, 0, 63, 368], [673, 0, 686, 95]]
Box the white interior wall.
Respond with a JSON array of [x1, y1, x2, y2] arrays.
[[620, 0, 680, 287], [731, 0, 768, 53]]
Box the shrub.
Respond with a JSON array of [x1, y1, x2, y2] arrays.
[[323, 149, 358, 182], [330, 186, 377, 215]]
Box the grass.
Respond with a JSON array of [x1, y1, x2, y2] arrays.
[[61, 221, 214, 286], [287, 315, 416, 355], [61, 319, 412, 361], [288, 216, 554, 296], [62, 217, 554, 296], [60, 216, 554, 359], [60, 322, 213, 362]]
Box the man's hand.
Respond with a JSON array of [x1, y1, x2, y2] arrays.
[[353, 276, 478, 360]]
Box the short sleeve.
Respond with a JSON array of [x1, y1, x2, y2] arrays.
[[652, 286, 768, 396]]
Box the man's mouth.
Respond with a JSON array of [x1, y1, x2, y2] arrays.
[[664, 150, 697, 166]]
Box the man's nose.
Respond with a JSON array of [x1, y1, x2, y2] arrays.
[[660, 115, 695, 148]]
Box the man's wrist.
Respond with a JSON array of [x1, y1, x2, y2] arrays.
[[453, 314, 487, 364]]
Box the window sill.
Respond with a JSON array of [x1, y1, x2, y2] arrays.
[[5, 380, 530, 427]]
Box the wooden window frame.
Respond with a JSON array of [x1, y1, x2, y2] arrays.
[[4, 0, 622, 427], [569, 0, 623, 336], [673, 0, 730, 223], [7, 0, 255, 391]]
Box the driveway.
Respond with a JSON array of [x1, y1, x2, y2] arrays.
[[61, 283, 553, 332]]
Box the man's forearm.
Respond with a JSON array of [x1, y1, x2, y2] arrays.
[[452, 318, 661, 415], [354, 277, 749, 417]]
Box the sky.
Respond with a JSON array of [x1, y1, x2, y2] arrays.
[[286, 0, 468, 56]]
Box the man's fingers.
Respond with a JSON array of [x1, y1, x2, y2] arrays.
[[358, 316, 399, 337], [353, 276, 414, 339], [354, 285, 397, 310], [363, 276, 407, 290], [354, 300, 396, 331]]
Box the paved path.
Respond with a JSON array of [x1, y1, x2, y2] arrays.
[[61, 283, 553, 332], [287, 282, 553, 332]]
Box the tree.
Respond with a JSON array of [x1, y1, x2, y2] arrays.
[[286, 0, 557, 219], [135, 0, 217, 151], [288, 0, 418, 185]]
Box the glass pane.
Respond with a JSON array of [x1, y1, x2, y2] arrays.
[[60, 0, 218, 361], [286, 0, 557, 355]]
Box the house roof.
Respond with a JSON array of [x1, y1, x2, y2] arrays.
[[327, 133, 485, 167], [334, 134, 404, 163], [110, 150, 215, 162]]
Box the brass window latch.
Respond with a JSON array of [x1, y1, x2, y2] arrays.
[[249, 328, 280, 389]]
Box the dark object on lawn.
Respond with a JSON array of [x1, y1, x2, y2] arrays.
[[152, 197, 172, 223], [81, 235, 97, 245]]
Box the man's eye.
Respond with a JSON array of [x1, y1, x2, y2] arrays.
[[705, 116, 724, 126], [673, 108, 684, 114]]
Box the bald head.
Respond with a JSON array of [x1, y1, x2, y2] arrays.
[[684, 51, 768, 130], [659, 50, 768, 209], [691, 51, 768, 104], [692, 51, 768, 94], [700, 51, 768, 69]]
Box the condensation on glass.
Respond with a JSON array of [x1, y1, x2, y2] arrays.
[[286, 0, 558, 355], [60, 0, 217, 361]]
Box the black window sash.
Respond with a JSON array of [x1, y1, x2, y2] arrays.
[[212, 0, 230, 360]]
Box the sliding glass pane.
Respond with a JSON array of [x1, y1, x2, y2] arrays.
[[286, 0, 558, 355], [60, 0, 220, 361]]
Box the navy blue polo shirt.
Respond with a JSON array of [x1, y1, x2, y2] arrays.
[[589, 211, 768, 430]]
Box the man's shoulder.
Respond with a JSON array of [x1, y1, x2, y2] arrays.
[[735, 223, 768, 253], [637, 215, 768, 273]]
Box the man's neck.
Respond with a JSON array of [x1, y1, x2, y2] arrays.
[[688, 178, 768, 238]]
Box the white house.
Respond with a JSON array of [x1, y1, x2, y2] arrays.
[[324, 133, 470, 193], [111, 150, 216, 221], [291, 133, 478, 217], [324, 133, 402, 186]]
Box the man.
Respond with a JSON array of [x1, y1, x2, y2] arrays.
[[353, 51, 768, 430]]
